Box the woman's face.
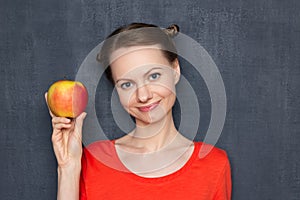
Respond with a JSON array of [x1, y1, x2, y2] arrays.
[[110, 45, 180, 126]]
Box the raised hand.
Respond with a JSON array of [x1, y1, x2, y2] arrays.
[[45, 92, 86, 167]]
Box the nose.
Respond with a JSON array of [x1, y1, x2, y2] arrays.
[[136, 84, 152, 103]]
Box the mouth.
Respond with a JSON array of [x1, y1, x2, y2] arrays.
[[138, 100, 161, 112]]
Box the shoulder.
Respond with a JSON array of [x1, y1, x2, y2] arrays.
[[193, 141, 230, 168], [85, 140, 115, 152], [82, 140, 116, 164], [83, 140, 115, 159], [82, 140, 128, 172]]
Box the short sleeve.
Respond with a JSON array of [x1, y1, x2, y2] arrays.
[[213, 154, 232, 200], [79, 152, 87, 200]]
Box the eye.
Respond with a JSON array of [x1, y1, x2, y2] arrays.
[[120, 82, 133, 89], [149, 73, 161, 81]]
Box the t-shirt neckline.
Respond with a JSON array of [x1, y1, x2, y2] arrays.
[[111, 140, 200, 183]]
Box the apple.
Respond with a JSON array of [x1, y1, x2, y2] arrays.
[[47, 80, 88, 118]]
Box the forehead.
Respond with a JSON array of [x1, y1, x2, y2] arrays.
[[110, 45, 171, 79]]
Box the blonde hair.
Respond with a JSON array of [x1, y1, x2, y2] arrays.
[[97, 23, 180, 83]]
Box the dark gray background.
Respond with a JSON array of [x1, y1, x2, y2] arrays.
[[1, 0, 299, 199]]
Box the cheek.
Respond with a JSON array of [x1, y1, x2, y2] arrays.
[[159, 87, 174, 98], [117, 89, 135, 109], [163, 90, 177, 107], [153, 78, 177, 98], [155, 84, 177, 107], [157, 74, 177, 94]]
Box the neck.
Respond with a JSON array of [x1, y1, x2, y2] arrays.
[[129, 111, 178, 152]]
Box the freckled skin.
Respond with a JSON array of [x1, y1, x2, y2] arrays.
[[47, 80, 88, 118]]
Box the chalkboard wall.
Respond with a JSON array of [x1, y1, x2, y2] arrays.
[[1, 0, 299, 199]]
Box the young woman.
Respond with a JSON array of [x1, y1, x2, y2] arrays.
[[46, 23, 231, 200]]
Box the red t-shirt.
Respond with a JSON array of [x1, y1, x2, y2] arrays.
[[80, 140, 231, 200]]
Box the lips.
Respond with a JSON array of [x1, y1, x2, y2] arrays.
[[138, 100, 161, 112]]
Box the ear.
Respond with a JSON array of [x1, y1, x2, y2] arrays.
[[172, 59, 181, 84]]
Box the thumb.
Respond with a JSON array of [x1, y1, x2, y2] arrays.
[[74, 112, 87, 134]]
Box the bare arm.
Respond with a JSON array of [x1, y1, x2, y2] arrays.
[[57, 161, 82, 200], [45, 93, 86, 200]]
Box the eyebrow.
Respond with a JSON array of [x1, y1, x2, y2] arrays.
[[115, 67, 163, 83], [116, 78, 133, 84], [144, 67, 163, 77]]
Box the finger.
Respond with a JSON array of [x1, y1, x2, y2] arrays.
[[44, 92, 55, 118], [53, 123, 72, 130], [74, 112, 87, 137], [52, 117, 71, 125], [75, 112, 87, 128], [51, 123, 72, 142], [44, 92, 48, 103]]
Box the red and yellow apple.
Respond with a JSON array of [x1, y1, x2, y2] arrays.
[[47, 80, 88, 118]]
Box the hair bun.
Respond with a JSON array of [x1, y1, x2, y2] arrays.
[[164, 24, 179, 38]]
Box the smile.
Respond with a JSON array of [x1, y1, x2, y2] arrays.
[[138, 100, 161, 112]]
